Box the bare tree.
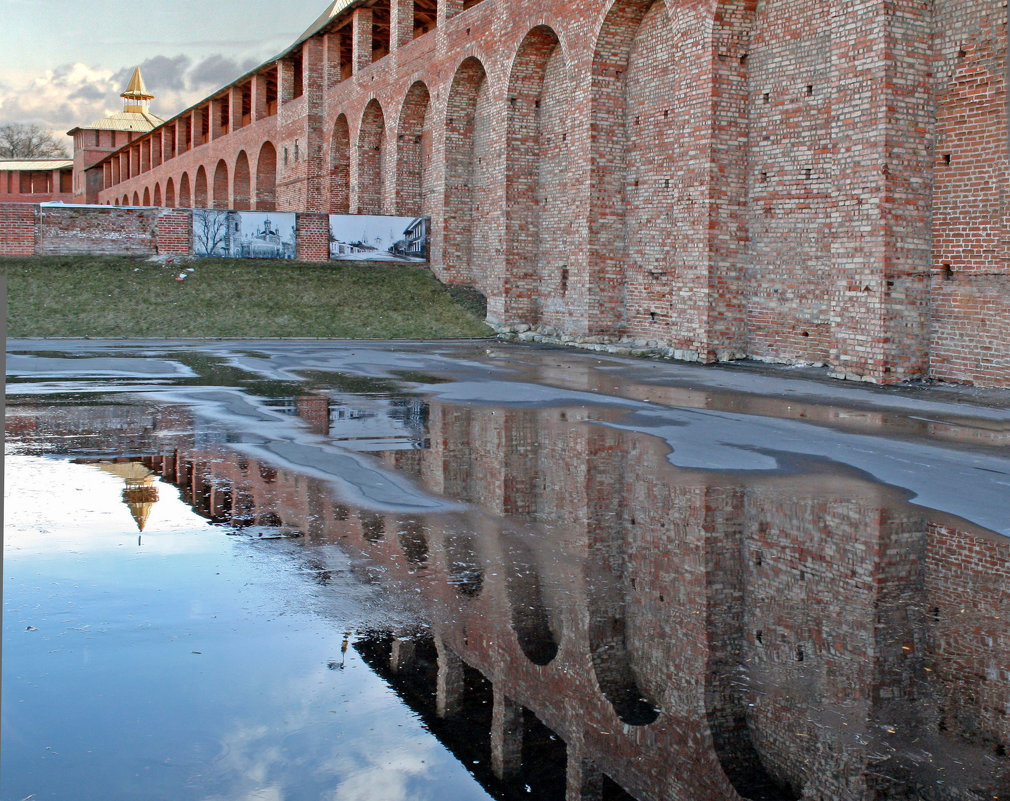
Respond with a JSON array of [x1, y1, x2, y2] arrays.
[[193, 209, 230, 256], [0, 122, 70, 159]]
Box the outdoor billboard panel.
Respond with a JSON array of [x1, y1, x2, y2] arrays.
[[329, 215, 428, 262], [193, 210, 297, 259]]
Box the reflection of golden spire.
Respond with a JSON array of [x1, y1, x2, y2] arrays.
[[97, 461, 160, 531], [121, 67, 154, 113]]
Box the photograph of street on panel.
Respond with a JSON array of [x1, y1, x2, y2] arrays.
[[329, 215, 428, 262]]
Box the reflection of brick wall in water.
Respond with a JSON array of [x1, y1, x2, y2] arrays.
[[727, 482, 935, 798], [927, 524, 1010, 749], [125, 399, 1010, 799]]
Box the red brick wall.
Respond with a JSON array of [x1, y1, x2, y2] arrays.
[[930, 0, 1010, 385], [744, 0, 832, 367], [155, 209, 192, 255], [296, 212, 331, 262], [78, 0, 1010, 386], [36, 206, 160, 256], [0, 204, 37, 255]]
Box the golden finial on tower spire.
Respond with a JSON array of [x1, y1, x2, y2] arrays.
[[121, 67, 154, 113]]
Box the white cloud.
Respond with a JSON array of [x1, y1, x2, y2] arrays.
[[0, 52, 268, 144]]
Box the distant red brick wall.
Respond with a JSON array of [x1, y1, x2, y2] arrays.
[[0, 204, 37, 255]]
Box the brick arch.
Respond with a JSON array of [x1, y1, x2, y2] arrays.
[[194, 165, 209, 207], [504, 25, 570, 327], [133, 191, 140, 206], [255, 141, 277, 211], [505, 534, 559, 666], [584, 428, 661, 727], [356, 99, 385, 214], [212, 159, 229, 209], [702, 549, 805, 801], [734, 0, 835, 367], [590, 0, 678, 337], [142, 187, 151, 205], [122, 194, 129, 205], [153, 183, 162, 206], [179, 173, 191, 207], [233, 151, 251, 210], [329, 115, 350, 213], [444, 56, 492, 288], [395, 81, 431, 217]]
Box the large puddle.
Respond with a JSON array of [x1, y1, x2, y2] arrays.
[[6, 340, 1010, 801]]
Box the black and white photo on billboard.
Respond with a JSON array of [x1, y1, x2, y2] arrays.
[[192, 210, 296, 259], [328, 215, 428, 262]]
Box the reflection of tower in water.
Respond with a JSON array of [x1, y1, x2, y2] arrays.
[[96, 461, 160, 532]]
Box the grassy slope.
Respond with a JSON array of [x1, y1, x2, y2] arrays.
[[3, 256, 493, 339]]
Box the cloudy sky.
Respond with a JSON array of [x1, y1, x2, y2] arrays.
[[1, 0, 334, 149]]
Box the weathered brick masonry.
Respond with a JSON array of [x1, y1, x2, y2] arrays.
[[62, 0, 1010, 385], [0, 204, 37, 256]]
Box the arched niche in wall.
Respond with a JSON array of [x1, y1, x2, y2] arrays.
[[233, 151, 251, 211], [443, 56, 491, 288], [589, 0, 678, 335], [505, 25, 571, 328], [357, 99, 385, 215], [194, 165, 209, 208], [255, 141, 278, 211], [179, 173, 192, 208], [395, 81, 431, 217], [330, 114, 351, 213], [212, 159, 229, 209]]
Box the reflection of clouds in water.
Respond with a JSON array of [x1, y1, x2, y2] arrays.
[[204, 660, 439, 801], [327, 744, 434, 801], [244, 786, 284, 801]]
